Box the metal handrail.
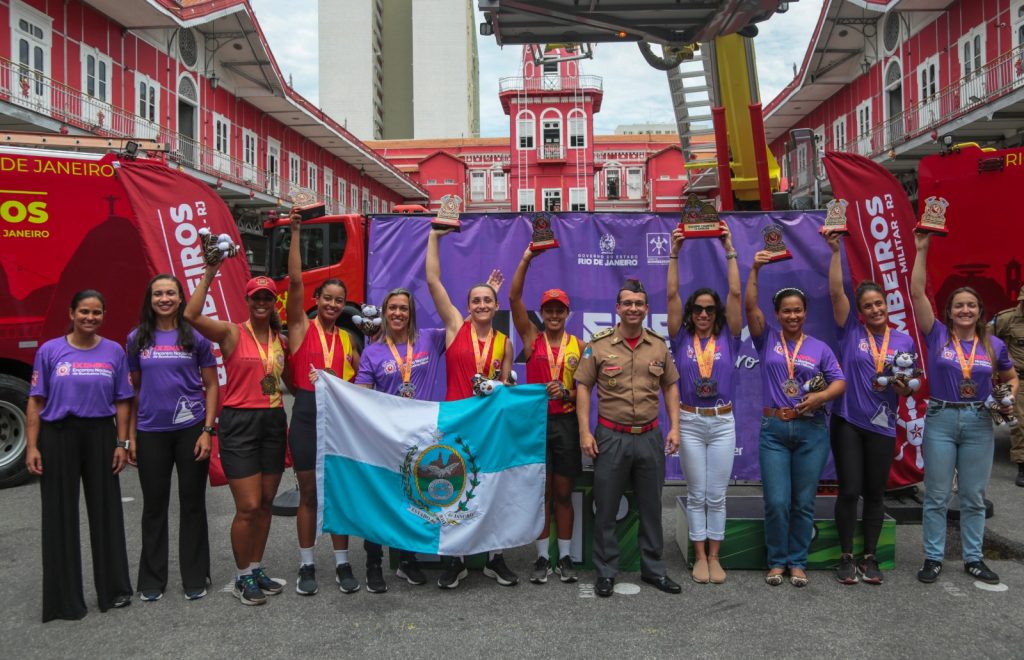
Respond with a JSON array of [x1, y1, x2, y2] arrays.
[[498, 75, 603, 93]]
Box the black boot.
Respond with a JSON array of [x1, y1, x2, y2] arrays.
[[1016, 463, 1024, 488]]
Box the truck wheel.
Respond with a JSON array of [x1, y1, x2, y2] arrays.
[[0, 374, 31, 488]]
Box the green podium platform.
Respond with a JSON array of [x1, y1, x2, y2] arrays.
[[674, 495, 896, 570]]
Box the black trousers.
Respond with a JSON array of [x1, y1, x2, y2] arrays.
[[39, 417, 132, 622], [830, 415, 894, 556], [135, 423, 210, 593], [364, 540, 415, 567]]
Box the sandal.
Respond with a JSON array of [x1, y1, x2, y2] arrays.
[[765, 569, 785, 586], [707, 555, 726, 584], [789, 569, 809, 588]]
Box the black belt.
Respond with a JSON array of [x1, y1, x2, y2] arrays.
[[929, 399, 985, 410]]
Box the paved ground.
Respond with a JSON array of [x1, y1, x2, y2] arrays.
[[2, 431, 1022, 658]]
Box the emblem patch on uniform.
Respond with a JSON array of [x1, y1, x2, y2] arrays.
[[56, 362, 72, 377], [566, 355, 579, 369], [401, 431, 480, 526]]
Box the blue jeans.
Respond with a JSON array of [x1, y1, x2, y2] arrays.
[[921, 403, 994, 563], [759, 415, 830, 569]]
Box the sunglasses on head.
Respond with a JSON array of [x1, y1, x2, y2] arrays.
[[692, 304, 716, 315]]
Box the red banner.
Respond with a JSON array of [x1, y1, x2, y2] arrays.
[[117, 159, 253, 485], [823, 151, 928, 488]]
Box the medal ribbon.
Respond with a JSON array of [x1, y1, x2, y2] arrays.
[[865, 326, 891, 377], [244, 321, 279, 379], [693, 334, 716, 380], [470, 325, 495, 376], [545, 332, 568, 382], [780, 334, 805, 382], [952, 335, 979, 381], [314, 317, 338, 371], [386, 337, 414, 384]]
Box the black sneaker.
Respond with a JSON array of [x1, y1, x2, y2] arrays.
[[835, 554, 858, 585], [397, 560, 427, 586], [530, 556, 551, 584], [335, 563, 361, 593], [139, 589, 163, 602], [437, 557, 468, 589], [233, 575, 266, 606], [917, 559, 943, 584], [252, 567, 283, 595], [858, 556, 884, 585], [296, 564, 318, 596], [964, 560, 1000, 585], [483, 553, 519, 586], [366, 564, 388, 593], [111, 593, 132, 609], [555, 555, 579, 583], [1016, 463, 1024, 488], [184, 587, 207, 601]]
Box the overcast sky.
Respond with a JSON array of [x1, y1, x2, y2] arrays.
[[249, 0, 822, 137]]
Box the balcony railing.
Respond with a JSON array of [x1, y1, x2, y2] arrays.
[[0, 55, 321, 205], [826, 44, 1024, 158], [498, 75, 603, 93], [540, 144, 565, 160]]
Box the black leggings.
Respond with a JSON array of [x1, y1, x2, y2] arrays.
[[830, 415, 894, 556]]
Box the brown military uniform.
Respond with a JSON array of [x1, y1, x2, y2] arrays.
[[574, 326, 680, 425], [993, 305, 1024, 464], [576, 325, 679, 579]]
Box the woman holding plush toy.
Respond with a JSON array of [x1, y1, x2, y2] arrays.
[[822, 229, 917, 586]]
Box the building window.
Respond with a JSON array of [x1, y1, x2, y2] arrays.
[[569, 187, 587, 211], [568, 112, 586, 148], [541, 116, 562, 159], [517, 111, 535, 149], [338, 178, 347, 212], [518, 188, 535, 212], [959, 26, 986, 108], [832, 116, 847, 151], [267, 138, 281, 196], [135, 73, 160, 139], [242, 129, 258, 182], [11, 2, 52, 110], [289, 153, 301, 186], [324, 167, 334, 212], [856, 101, 872, 154], [626, 167, 643, 199], [543, 189, 562, 212], [212, 113, 230, 172], [351, 184, 359, 213], [470, 171, 487, 201], [917, 56, 939, 127], [491, 170, 507, 201], [81, 47, 112, 125], [605, 168, 621, 199], [308, 163, 318, 193], [373, 196, 380, 214], [542, 61, 560, 90], [362, 188, 371, 214]]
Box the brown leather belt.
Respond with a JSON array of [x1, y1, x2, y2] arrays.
[[763, 407, 801, 421], [680, 402, 733, 416], [597, 417, 659, 434]]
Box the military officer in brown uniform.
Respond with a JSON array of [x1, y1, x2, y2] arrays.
[[575, 279, 682, 597], [994, 283, 1024, 487]]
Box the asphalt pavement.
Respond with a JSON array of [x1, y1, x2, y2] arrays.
[[2, 431, 1023, 658]]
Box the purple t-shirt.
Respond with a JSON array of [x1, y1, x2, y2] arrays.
[[924, 320, 1012, 402], [30, 337, 134, 422], [671, 327, 741, 407], [834, 314, 916, 436], [126, 328, 217, 432], [355, 328, 447, 400], [753, 325, 845, 411]]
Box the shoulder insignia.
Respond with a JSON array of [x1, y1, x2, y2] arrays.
[[645, 328, 668, 342], [590, 328, 614, 341]]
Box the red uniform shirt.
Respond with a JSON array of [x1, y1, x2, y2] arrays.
[[525, 332, 581, 415], [222, 323, 286, 408], [445, 321, 508, 401], [290, 322, 356, 391]]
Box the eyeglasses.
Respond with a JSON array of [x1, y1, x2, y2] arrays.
[[617, 300, 647, 308], [692, 305, 716, 316]]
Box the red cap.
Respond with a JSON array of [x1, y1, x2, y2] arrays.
[[246, 276, 277, 297], [540, 288, 570, 309]]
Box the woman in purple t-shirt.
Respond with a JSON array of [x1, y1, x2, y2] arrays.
[[127, 274, 218, 602], [823, 229, 917, 586], [746, 252, 846, 587], [666, 224, 741, 585], [911, 232, 1018, 586], [25, 290, 134, 621]]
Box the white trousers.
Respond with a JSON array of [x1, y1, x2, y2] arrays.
[[679, 410, 736, 541]]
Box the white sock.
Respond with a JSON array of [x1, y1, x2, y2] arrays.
[[248, 562, 260, 572], [299, 546, 315, 567], [535, 539, 550, 559], [237, 567, 252, 580], [557, 539, 571, 558], [334, 549, 350, 566]]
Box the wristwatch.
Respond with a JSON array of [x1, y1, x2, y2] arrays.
[[116, 439, 130, 450], [202, 425, 217, 436]]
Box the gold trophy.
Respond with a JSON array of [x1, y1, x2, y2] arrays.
[[915, 196, 949, 236], [677, 194, 724, 239], [433, 194, 462, 232], [821, 198, 850, 235], [528, 213, 559, 252], [288, 190, 325, 221]]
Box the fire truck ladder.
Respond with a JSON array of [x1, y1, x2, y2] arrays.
[[666, 45, 718, 193]]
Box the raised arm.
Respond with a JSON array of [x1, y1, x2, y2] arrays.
[[184, 262, 239, 355], [509, 248, 540, 353], [286, 211, 310, 354], [425, 228, 465, 342], [721, 222, 742, 337], [910, 232, 936, 335], [744, 251, 770, 339], [666, 229, 684, 337], [824, 229, 850, 327]]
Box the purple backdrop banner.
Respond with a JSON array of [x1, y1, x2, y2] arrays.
[[367, 211, 836, 481]]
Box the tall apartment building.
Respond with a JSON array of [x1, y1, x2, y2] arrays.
[[318, 0, 480, 140]]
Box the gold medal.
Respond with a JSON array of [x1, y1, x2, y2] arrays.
[[866, 326, 891, 391], [386, 337, 414, 396], [693, 334, 717, 398], [314, 317, 340, 375], [780, 334, 805, 400], [952, 336, 980, 400], [245, 321, 281, 398], [260, 374, 279, 395], [471, 325, 495, 377]]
